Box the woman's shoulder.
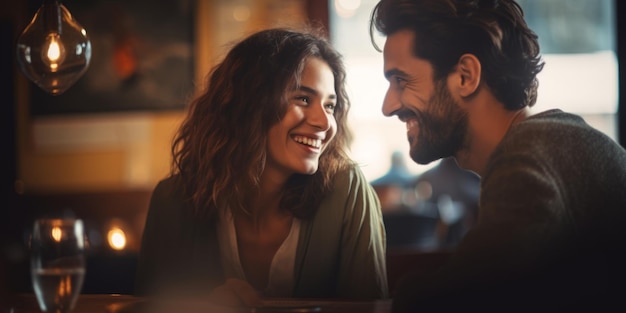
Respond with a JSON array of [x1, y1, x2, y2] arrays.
[[324, 163, 378, 209], [153, 175, 183, 194], [333, 163, 369, 188], [149, 174, 188, 209]]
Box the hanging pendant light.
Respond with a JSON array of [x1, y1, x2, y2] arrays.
[[16, 0, 92, 96]]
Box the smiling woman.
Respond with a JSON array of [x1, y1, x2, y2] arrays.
[[135, 27, 388, 308], [267, 56, 339, 178]]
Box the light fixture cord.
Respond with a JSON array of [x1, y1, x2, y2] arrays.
[[43, 0, 62, 35]]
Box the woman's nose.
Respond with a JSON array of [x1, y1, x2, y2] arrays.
[[307, 103, 331, 130]]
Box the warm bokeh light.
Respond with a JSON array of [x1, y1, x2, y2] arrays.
[[107, 227, 126, 250], [334, 0, 361, 18], [51, 226, 62, 242], [233, 5, 251, 22]]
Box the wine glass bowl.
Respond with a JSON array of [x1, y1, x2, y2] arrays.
[[31, 218, 86, 313]]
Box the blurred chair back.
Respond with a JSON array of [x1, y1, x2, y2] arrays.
[[383, 212, 439, 251], [386, 249, 451, 294]]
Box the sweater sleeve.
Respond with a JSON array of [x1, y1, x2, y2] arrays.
[[293, 165, 389, 299], [336, 166, 389, 299], [392, 149, 572, 311], [135, 178, 179, 296], [134, 177, 222, 297]]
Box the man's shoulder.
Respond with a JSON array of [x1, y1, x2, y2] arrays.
[[517, 109, 588, 133], [485, 108, 625, 187], [505, 109, 618, 152]]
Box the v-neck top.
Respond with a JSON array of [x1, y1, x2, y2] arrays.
[[217, 207, 301, 297], [136, 165, 389, 299]]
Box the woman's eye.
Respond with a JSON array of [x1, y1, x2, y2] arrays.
[[325, 103, 337, 112], [295, 96, 309, 104]]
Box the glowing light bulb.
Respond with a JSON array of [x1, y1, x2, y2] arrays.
[[16, 0, 91, 95], [51, 226, 62, 242], [46, 36, 60, 61], [42, 33, 66, 71]]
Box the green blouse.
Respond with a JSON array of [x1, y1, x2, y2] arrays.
[[135, 164, 389, 300]]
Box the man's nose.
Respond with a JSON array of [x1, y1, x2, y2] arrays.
[[382, 88, 401, 117]]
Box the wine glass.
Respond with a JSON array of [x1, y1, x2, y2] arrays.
[[31, 218, 86, 313]]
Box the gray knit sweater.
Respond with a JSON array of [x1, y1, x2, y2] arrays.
[[393, 109, 626, 312]]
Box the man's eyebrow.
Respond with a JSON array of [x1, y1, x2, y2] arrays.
[[298, 85, 337, 100], [384, 68, 408, 80]]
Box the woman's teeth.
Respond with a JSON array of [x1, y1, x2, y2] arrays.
[[294, 136, 322, 148]]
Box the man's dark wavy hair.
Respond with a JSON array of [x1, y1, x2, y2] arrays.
[[370, 0, 544, 110]]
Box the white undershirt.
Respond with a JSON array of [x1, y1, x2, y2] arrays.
[[217, 207, 300, 297]]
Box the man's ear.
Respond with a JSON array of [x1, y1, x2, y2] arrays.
[[452, 53, 481, 97]]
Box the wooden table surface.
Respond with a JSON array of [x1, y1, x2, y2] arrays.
[[9, 293, 393, 313]]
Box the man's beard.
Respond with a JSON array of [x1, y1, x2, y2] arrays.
[[409, 82, 468, 165]]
